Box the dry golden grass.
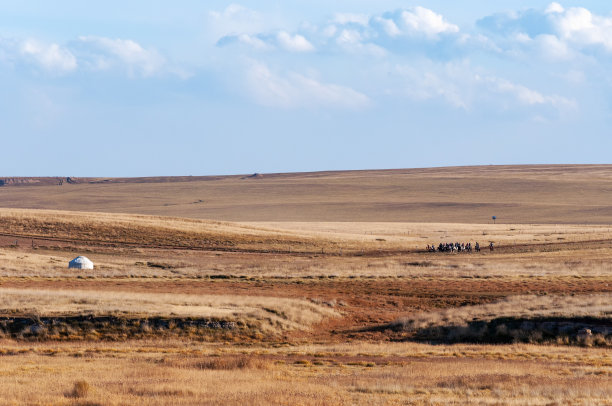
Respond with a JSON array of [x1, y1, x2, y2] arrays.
[[247, 221, 612, 248], [0, 288, 338, 332], [0, 340, 610, 405], [0, 166, 610, 403], [1, 165, 612, 223], [0, 208, 337, 253], [2, 207, 612, 270], [0, 249, 611, 280], [387, 294, 612, 346], [396, 294, 612, 327]]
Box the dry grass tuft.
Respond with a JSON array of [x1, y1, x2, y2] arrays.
[[194, 356, 269, 371], [68, 380, 90, 398]]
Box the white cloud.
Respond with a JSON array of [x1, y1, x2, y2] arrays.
[[372, 17, 401, 37], [370, 7, 460, 40], [246, 61, 369, 109], [551, 6, 612, 52], [335, 29, 387, 57], [546, 2, 565, 14], [77, 36, 165, 77], [336, 29, 363, 46], [276, 31, 315, 52], [217, 6, 460, 57], [235, 34, 272, 50], [534, 34, 573, 60], [333, 13, 369, 26], [487, 77, 574, 109], [218, 31, 314, 53], [479, 4, 612, 58], [399, 7, 460, 37], [394, 61, 574, 113], [20, 40, 77, 73]]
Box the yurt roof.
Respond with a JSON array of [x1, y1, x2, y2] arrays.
[[69, 256, 94, 269]]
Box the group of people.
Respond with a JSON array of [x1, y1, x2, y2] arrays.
[[426, 241, 494, 253]]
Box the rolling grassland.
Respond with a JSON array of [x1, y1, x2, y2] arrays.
[[1, 165, 612, 223], [0, 166, 610, 404]]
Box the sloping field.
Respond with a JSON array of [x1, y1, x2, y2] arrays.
[[1, 208, 611, 255], [1, 165, 612, 223], [0, 208, 341, 253], [383, 294, 612, 345], [0, 288, 337, 334]]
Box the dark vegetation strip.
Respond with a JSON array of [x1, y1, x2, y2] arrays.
[[0, 315, 268, 342], [363, 316, 612, 347]]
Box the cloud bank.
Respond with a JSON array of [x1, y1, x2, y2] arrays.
[[4, 3, 610, 114]]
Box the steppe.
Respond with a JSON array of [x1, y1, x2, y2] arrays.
[[0, 165, 610, 405]]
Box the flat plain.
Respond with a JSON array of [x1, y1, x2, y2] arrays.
[[0, 165, 610, 405]]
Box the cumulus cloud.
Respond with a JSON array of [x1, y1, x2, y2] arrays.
[[218, 31, 314, 53], [393, 61, 574, 113], [20, 40, 77, 73], [76, 36, 166, 77], [550, 6, 612, 52], [372, 17, 402, 37], [246, 61, 369, 109], [218, 6, 460, 56], [276, 31, 315, 52], [0, 33, 178, 78], [393, 7, 460, 37], [476, 9, 552, 38], [334, 29, 387, 56], [478, 3, 612, 58], [534, 34, 573, 60], [368, 7, 460, 42], [546, 2, 565, 14]]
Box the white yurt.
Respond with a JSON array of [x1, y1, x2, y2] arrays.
[[68, 256, 94, 270]]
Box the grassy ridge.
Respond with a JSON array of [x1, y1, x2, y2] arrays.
[[0, 209, 339, 253], [383, 295, 612, 346], [1, 165, 612, 223]]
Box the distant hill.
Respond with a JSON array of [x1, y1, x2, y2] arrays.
[[0, 175, 235, 187], [1, 165, 611, 224]]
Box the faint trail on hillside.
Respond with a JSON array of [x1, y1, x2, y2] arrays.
[[0, 231, 611, 257]]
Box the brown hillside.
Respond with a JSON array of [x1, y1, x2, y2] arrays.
[[1, 165, 611, 223]]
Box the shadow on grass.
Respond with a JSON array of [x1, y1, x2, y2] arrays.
[[0, 315, 250, 341], [365, 316, 612, 346]]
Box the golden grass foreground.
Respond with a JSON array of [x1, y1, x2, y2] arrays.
[[0, 341, 610, 405]]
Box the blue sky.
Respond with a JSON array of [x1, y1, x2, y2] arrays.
[[1, 1, 611, 176]]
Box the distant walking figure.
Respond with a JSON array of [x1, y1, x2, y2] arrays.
[[489, 242, 494, 251], [475, 242, 480, 252]]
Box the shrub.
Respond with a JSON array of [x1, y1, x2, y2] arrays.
[[69, 380, 90, 398]]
